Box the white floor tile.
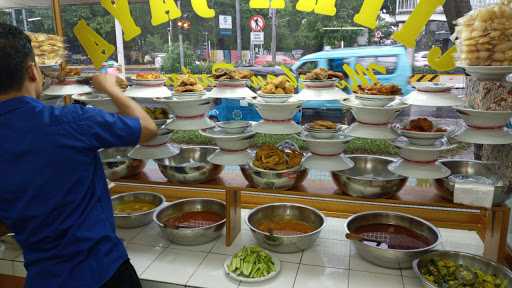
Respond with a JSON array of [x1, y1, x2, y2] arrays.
[[301, 239, 349, 269], [0, 243, 22, 261], [211, 230, 257, 255], [168, 238, 217, 253], [439, 228, 482, 245], [131, 223, 170, 248], [294, 264, 349, 288], [117, 226, 145, 242], [187, 253, 239, 288], [403, 276, 424, 288], [401, 268, 418, 278], [348, 270, 403, 288], [273, 251, 302, 264], [141, 248, 206, 285], [142, 280, 184, 288], [443, 241, 483, 256], [12, 261, 26, 277], [349, 245, 402, 276], [125, 243, 165, 276], [0, 260, 13, 275], [239, 262, 298, 288], [319, 217, 346, 241]]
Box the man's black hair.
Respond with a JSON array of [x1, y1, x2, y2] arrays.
[[0, 23, 35, 94]]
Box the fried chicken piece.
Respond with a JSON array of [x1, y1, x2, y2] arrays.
[[356, 83, 402, 96], [311, 120, 337, 129], [407, 117, 434, 132], [327, 71, 344, 80], [261, 84, 276, 94]]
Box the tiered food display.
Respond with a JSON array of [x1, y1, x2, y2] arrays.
[[302, 68, 344, 81], [211, 68, 254, 81]]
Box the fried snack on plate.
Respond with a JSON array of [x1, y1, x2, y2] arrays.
[[136, 72, 163, 80], [455, 3, 512, 66], [310, 120, 337, 130], [174, 75, 204, 93], [260, 76, 294, 95], [405, 117, 447, 132], [303, 68, 345, 81], [253, 144, 303, 171], [355, 83, 402, 96], [212, 68, 254, 80]]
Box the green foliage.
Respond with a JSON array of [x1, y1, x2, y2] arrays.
[[161, 43, 198, 73]]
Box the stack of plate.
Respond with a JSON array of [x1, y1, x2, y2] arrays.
[[128, 128, 180, 160], [353, 93, 398, 107], [451, 106, 512, 144], [251, 99, 303, 134], [303, 123, 342, 139], [393, 119, 452, 146], [154, 97, 215, 130], [298, 132, 354, 171], [198, 125, 255, 165], [342, 97, 408, 140], [208, 80, 256, 99], [173, 91, 207, 100], [388, 138, 457, 179], [257, 93, 294, 103]]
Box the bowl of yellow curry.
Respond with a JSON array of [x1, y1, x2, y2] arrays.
[[112, 192, 165, 228]]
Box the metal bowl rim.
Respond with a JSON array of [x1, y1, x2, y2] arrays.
[[153, 146, 220, 167], [248, 161, 303, 173], [437, 159, 499, 165], [333, 155, 406, 181], [344, 210, 442, 252], [245, 202, 326, 238], [111, 191, 166, 217], [412, 250, 512, 287], [153, 198, 227, 230]]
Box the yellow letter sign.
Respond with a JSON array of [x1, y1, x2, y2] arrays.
[[392, 0, 445, 48], [100, 0, 141, 41], [296, 0, 336, 16], [353, 0, 384, 29], [73, 20, 115, 69], [250, 0, 284, 9], [149, 0, 182, 26], [191, 0, 215, 18], [428, 46, 457, 71]]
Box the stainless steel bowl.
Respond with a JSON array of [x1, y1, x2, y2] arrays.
[[435, 160, 511, 205], [100, 147, 147, 180], [111, 192, 166, 228], [246, 203, 325, 253], [154, 198, 226, 245], [413, 251, 512, 288], [332, 155, 407, 198], [240, 163, 308, 191], [154, 146, 224, 184], [345, 211, 441, 269]]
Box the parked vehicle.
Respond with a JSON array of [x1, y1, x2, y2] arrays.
[[291, 45, 413, 109]]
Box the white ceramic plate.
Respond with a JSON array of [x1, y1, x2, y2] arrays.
[[257, 93, 294, 103], [208, 150, 251, 166], [354, 94, 398, 107], [393, 122, 451, 146], [388, 159, 451, 179], [44, 84, 93, 96], [131, 78, 166, 86], [252, 121, 302, 135], [454, 106, 512, 129], [173, 91, 207, 100], [345, 122, 398, 140], [199, 126, 255, 139], [403, 90, 465, 107], [451, 126, 512, 145], [224, 252, 281, 283], [460, 65, 512, 81], [128, 144, 180, 160], [125, 85, 172, 99], [303, 154, 354, 171], [413, 82, 453, 92], [390, 137, 457, 152], [166, 117, 215, 131]]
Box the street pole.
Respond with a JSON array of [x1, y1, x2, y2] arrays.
[[177, 0, 185, 70], [168, 20, 173, 51], [11, 9, 16, 26], [235, 0, 242, 64], [22, 9, 28, 31], [271, 8, 277, 65]]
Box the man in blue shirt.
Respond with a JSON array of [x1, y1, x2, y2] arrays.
[[0, 23, 158, 287]]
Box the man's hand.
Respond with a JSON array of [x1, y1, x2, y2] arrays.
[[92, 74, 122, 96]]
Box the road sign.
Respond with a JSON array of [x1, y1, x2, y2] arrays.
[[219, 15, 232, 29], [251, 32, 264, 44], [249, 15, 265, 32]]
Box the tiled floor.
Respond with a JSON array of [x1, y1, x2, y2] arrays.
[[0, 210, 485, 288]]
